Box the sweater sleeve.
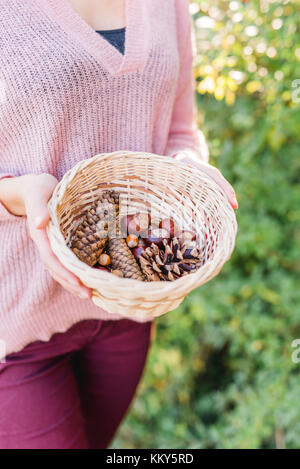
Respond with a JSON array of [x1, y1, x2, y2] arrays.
[[164, 0, 209, 163], [0, 174, 23, 222]]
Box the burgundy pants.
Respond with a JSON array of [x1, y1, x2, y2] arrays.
[[0, 318, 153, 449]]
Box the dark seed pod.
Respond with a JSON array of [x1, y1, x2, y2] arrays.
[[144, 227, 169, 247]]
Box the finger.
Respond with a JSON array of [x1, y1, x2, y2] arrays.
[[201, 165, 238, 209], [34, 214, 50, 230], [31, 228, 77, 284], [24, 176, 93, 297], [46, 267, 92, 299], [175, 157, 238, 209], [32, 228, 92, 297], [25, 175, 58, 229], [27, 196, 51, 230], [46, 262, 92, 299]]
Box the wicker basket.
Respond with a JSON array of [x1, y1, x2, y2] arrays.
[[46, 151, 237, 320]]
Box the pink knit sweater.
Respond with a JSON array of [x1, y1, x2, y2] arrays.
[[0, 0, 209, 359]]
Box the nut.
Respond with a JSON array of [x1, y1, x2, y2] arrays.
[[111, 269, 124, 278], [126, 234, 139, 248], [99, 253, 111, 266]]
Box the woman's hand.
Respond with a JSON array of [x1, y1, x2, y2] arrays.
[[174, 152, 238, 210], [0, 173, 92, 300]]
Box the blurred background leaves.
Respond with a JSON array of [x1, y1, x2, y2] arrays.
[[113, 0, 300, 449]]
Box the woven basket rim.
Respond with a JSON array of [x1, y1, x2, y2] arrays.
[[47, 150, 237, 297]]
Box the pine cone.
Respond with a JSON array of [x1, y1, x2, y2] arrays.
[[109, 238, 145, 280], [139, 238, 202, 281], [105, 192, 144, 280], [70, 190, 119, 266]]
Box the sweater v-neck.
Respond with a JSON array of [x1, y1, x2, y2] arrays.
[[44, 0, 149, 76]]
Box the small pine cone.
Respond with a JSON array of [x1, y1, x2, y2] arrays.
[[140, 238, 202, 281], [70, 190, 119, 266], [109, 238, 145, 281]]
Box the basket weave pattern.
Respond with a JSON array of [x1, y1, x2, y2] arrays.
[[47, 151, 237, 320]]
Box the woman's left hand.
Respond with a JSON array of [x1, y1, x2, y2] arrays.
[[174, 152, 238, 210]]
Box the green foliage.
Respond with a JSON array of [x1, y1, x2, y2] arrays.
[[113, 0, 300, 449]]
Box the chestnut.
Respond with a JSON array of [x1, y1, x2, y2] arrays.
[[174, 229, 196, 242], [137, 238, 147, 247], [120, 214, 135, 235], [159, 218, 178, 238], [128, 212, 151, 235], [140, 222, 157, 239], [144, 227, 169, 247], [150, 217, 161, 227], [121, 212, 151, 235], [94, 264, 110, 272]]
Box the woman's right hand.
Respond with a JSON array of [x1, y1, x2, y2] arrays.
[[1, 173, 92, 300]]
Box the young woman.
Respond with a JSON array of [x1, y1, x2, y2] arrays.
[[0, 0, 238, 449]]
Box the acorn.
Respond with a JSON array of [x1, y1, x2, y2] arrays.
[[144, 227, 169, 247], [111, 269, 124, 278], [99, 253, 111, 266], [126, 234, 139, 248], [159, 218, 178, 238]]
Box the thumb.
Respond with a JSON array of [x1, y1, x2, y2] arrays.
[[34, 212, 50, 230], [26, 195, 50, 230], [25, 180, 57, 230]]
